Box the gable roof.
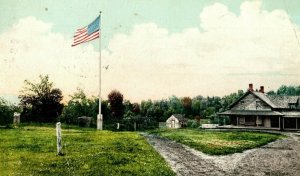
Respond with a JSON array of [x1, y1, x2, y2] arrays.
[[252, 91, 278, 108], [229, 90, 300, 110], [229, 91, 275, 109], [267, 95, 299, 108], [172, 114, 188, 121]]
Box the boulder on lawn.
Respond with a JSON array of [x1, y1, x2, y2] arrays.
[[78, 116, 93, 127]]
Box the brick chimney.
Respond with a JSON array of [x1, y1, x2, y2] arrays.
[[248, 83, 254, 92], [259, 86, 264, 93]]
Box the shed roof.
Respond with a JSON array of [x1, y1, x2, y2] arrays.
[[172, 114, 188, 122]]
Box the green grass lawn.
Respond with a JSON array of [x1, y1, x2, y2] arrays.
[[0, 125, 175, 176], [150, 129, 283, 155]]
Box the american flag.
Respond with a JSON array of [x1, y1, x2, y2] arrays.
[[72, 16, 100, 47]]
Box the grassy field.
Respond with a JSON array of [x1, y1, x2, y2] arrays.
[[0, 125, 175, 176], [150, 129, 283, 155]]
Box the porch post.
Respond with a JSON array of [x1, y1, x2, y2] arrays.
[[279, 116, 281, 130], [296, 118, 298, 129], [236, 116, 238, 126]]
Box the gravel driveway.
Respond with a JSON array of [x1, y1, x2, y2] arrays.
[[142, 133, 300, 176]]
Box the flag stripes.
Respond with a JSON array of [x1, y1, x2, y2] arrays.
[[72, 29, 100, 47], [71, 15, 100, 47]]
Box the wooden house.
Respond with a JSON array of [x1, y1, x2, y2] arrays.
[[219, 84, 300, 130], [166, 114, 188, 128]]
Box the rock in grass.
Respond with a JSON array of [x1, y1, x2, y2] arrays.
[[78, 116, 93, 127]]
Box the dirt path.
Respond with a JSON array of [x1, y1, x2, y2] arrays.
[[142, 133, 300, 176]]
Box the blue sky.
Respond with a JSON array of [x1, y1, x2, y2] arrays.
[[1, 0, 300, 103], [2, 0, 300, 48]]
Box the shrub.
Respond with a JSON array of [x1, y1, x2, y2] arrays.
[[187, 119, 200, 128], [0, 98, 18, 127]]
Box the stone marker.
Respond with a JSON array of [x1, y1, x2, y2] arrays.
[[97, 114, 103, 130], [134, 122, 137, 131], [56, 122, 63, 156], [78, 116, 93, 127], [13, 112, 20, 126], [201, 124, 218, 129]]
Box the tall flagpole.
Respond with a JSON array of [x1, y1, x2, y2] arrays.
[[97, 11, 103, 130]]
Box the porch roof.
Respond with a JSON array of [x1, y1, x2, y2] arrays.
[[218, 110, 283, 116], [281, 111, 300, 117]]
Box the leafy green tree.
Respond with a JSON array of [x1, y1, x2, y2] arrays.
[[266, 90, 276, 95], [132, 103, 140, 114], [108, 90, 124, 119], [191, 95, 205, 116], [277, 85, 300, 95], [0, 98, 19, 127], [19, 75, 63, 123], [141, 100, 153, 117], [62, 88, 94, 124], [124, 100, 133, 113], [168, 95, 183, 114], [220, 90, 244, 112], [181, 97, 192, 117]]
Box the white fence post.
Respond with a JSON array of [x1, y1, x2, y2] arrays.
[[56, 122, 63, 156]]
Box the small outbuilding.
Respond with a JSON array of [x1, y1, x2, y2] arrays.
[[166, 114, 188, 128]]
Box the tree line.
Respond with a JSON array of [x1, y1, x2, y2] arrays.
[[1, 75, 300, 129]]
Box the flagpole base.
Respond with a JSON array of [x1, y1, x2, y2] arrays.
[[97, 114, 103, 130]]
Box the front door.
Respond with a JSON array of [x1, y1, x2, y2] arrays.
[[171, 120, 175, 128]]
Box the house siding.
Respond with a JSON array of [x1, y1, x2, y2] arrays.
[[263, 117, 271, 128], [231, 94, 271, 111]]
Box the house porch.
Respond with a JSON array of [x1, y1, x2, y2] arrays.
[[229, 116, 300, 130]]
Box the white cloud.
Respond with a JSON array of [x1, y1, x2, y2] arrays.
[[1, 1, 300, 102], [0, 16, 100, 99], [103, 1, 300, 100]]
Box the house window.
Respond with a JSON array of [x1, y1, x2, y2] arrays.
[[289, 103, 296, 109], [270, 117, 279, 128], [255, 100, 261, 110], [245, 116, 256, 126], [284, 118, 296, 129], [239, 117, 245, 125], [240, 101, 245, 110]]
